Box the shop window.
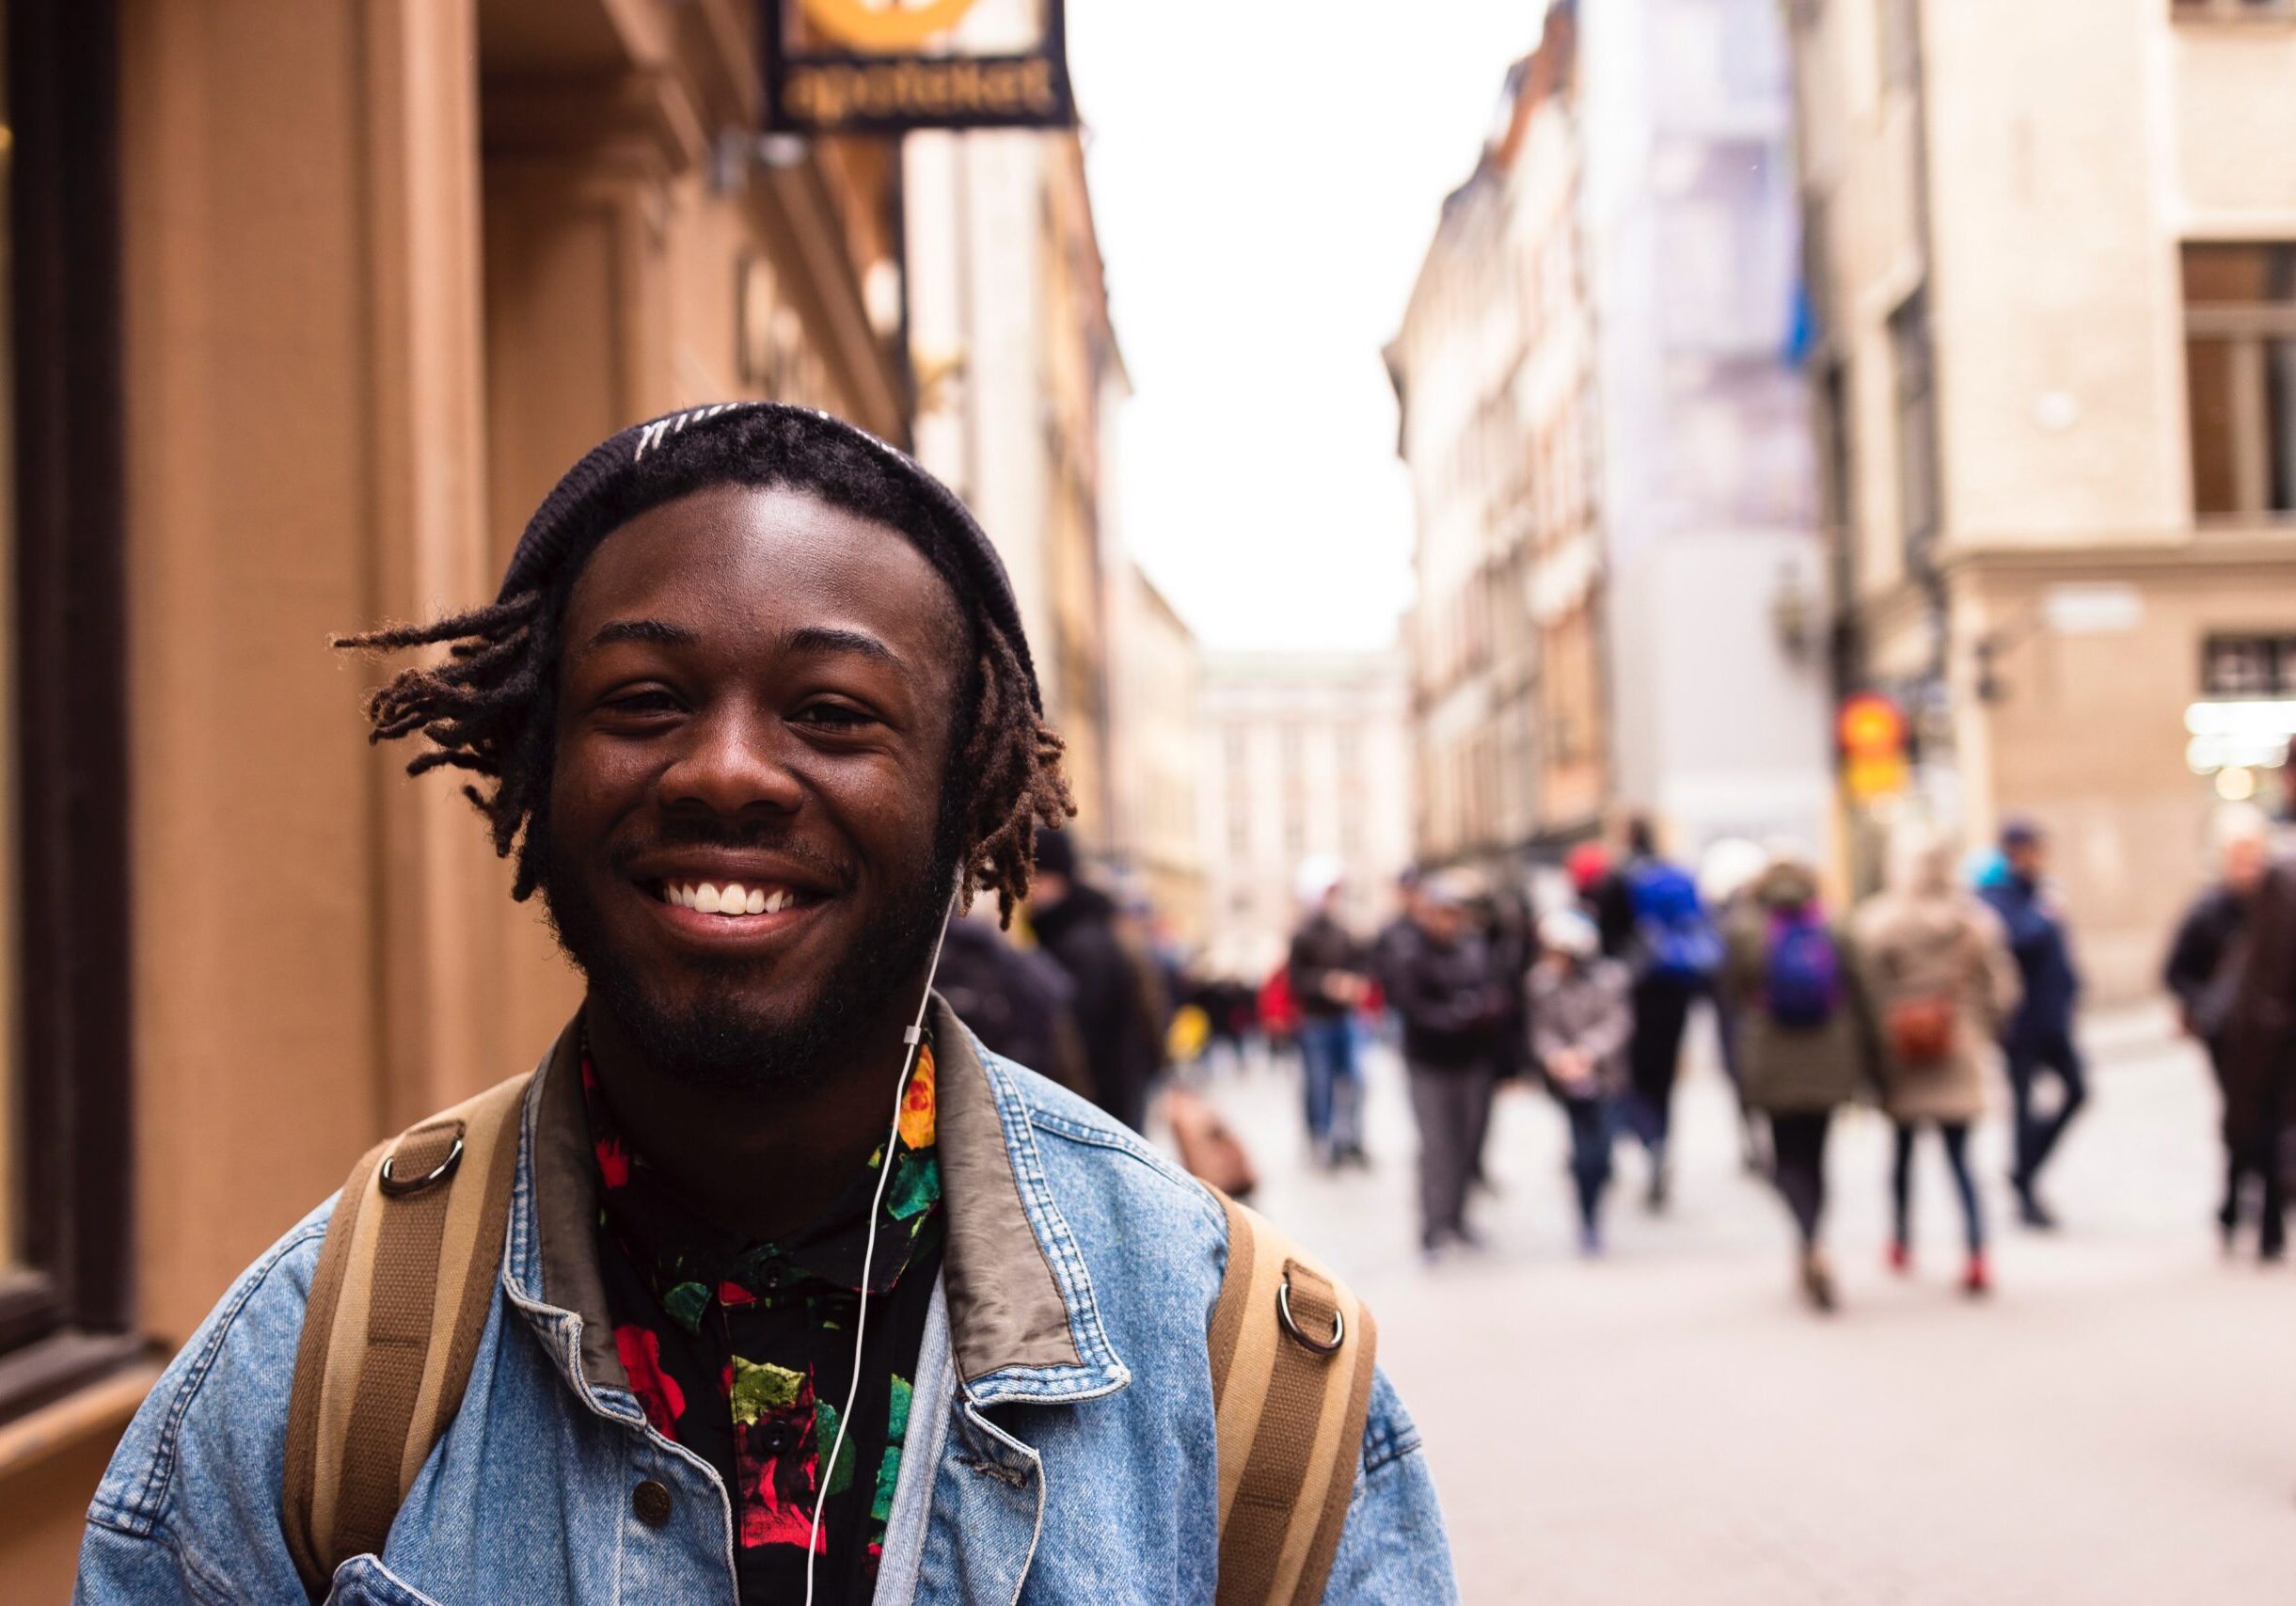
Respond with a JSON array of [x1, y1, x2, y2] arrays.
[[0, 0, 137, 1412], [2184, 244, 2296, 520]]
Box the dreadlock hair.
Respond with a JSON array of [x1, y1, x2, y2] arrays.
[[335, 405, 1074, 924]]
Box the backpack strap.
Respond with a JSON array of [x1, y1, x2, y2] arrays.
[[1207, 1186, 1379, 1606], [280, 1071, 532, 1596]]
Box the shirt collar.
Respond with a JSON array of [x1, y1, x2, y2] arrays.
[[577, 1028, 942, 1330], [510, 997, 1129, 1406]]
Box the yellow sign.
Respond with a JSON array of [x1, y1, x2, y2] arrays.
[[1845, 754, 1910, 803], [798, 0, 981, 52]]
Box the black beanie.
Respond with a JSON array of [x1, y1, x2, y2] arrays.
[[495, 402, 1043, 713]]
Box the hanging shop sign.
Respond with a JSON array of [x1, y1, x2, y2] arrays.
[[764, 0, 1077, 135]]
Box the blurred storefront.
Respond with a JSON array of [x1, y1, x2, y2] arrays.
[[1786, 0, 2296, 998], [0, 0, 915, 1589]]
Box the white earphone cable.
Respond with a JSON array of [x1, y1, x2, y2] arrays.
[[803, 890, 958, 1606]]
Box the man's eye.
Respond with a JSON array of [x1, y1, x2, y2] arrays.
[[603, 690, 681, 716], [795, 702, 875, 731]]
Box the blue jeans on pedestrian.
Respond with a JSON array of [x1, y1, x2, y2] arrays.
[[1564, 1094, 1622, 1233], [2005, 1028, 2087, 1192], [1298, 1015, 1362, 1152]]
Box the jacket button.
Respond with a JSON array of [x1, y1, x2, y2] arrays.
[[632, 1478, 673, 1528]]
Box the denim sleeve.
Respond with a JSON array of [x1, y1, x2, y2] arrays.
[[75, 1204, 334, 1606], [1319, 1366, 1460, 1605]]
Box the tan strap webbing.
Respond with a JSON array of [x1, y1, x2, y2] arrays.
[[1208, 1187, 1378, 1606], [281, 1072, 530, 1596]]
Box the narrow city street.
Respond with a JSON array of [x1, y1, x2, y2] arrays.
[[1191, 1011, 2296, 1603]]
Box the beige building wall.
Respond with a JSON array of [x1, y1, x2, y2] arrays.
[[1196, 654, 1415, 983], [0, 0, 912, 1585], [1110, 564, 1206, 943], [1790, 0, 2296, 998], [905, 118, 1123, 853]]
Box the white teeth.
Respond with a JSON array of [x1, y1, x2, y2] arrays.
[[662, 880, 800, 916]]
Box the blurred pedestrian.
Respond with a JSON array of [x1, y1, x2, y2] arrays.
[[1289, 857, 1373, 1167], [1567, 840, 1638, 961], [936, 903, 1093, 1098], [2165, 804, 2274, 1251], [1370, 867, 1424, 1003], [1979, 819, 2086, 1229], [1028, 828, 1166, 1135], [2216, 817, 2296, 1263], [1702, 835, 1774, 1174], [1857, 827, 2020, 1296], [1721, 850, 1876, 1312], [1393, 871, 1503, 1256], [1528, 909, 1633, 1257], [1619, 816, 1722, 1211]]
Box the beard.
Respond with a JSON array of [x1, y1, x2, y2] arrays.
[[539, 814, 959, 1098]]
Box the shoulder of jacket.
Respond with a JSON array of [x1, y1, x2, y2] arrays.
[[87, 1200, 337, 1538], [986, 1048, 1226, 1229]]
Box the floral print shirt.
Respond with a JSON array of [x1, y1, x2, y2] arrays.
[[582, 1035, 945, 1604]]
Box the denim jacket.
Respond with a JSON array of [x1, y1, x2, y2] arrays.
[[75, 1001, 1458, 1604]]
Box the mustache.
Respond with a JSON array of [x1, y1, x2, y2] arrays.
[[610, 816, 857, 893]]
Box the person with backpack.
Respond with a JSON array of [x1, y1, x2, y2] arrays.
[[1528, 909, 1634, 1256], [1619, 816, 1722, 1210], [74, 406, 1454, 1604], [1720, 850, 1877, 1312], [1856, 826, 2021, 1296]]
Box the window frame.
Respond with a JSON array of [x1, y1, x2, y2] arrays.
[[0, 0, 138, 1421], [2172, 0, 2296, 23], [2183, 242, 2296, 524]]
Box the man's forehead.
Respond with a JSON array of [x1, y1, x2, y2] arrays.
[[565, 484, 968, 666]]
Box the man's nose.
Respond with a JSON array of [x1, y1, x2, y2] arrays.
[[657, 705, 805, 819]]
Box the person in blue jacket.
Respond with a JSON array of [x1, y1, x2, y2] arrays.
[[1979, 819, 2085, 1228]]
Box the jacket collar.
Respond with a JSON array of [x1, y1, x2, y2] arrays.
[[502, 998, 1129, 1407]]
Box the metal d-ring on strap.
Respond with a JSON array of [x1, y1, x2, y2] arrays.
[[377, 1133, 465, 1198], [1275, 1271, 1345, 1356]]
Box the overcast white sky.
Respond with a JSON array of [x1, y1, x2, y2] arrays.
[[1065, 3, 1544, 653]]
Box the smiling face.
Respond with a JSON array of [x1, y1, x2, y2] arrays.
[[540, 483, 971, 1092]]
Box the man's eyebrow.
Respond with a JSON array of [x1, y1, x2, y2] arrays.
[[582, 618, 696, 653], [784, 626, 906, 671]]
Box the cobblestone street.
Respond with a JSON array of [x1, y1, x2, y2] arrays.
[[1194, 1010, 2296, 1603]]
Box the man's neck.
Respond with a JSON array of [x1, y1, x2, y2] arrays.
[[580, 985, 928, 1244]]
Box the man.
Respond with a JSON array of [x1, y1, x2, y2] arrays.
[[1024, 827, 1167, 1135], [2174, 805, 2284, 1257], [1288, 858, 1372, 1168], [1617, 817, 1719, 1212], [1980, 819, 2085, 1229], [1388, 872, 1503, 1258], [75, 405, 1453, 1603]]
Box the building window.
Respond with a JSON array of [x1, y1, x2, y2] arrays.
[[0, 0, 138, 1407], [1890, 289, 1941, 554], [2173, 1, 2295, 19], [2184, 244, 2296, 520]]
